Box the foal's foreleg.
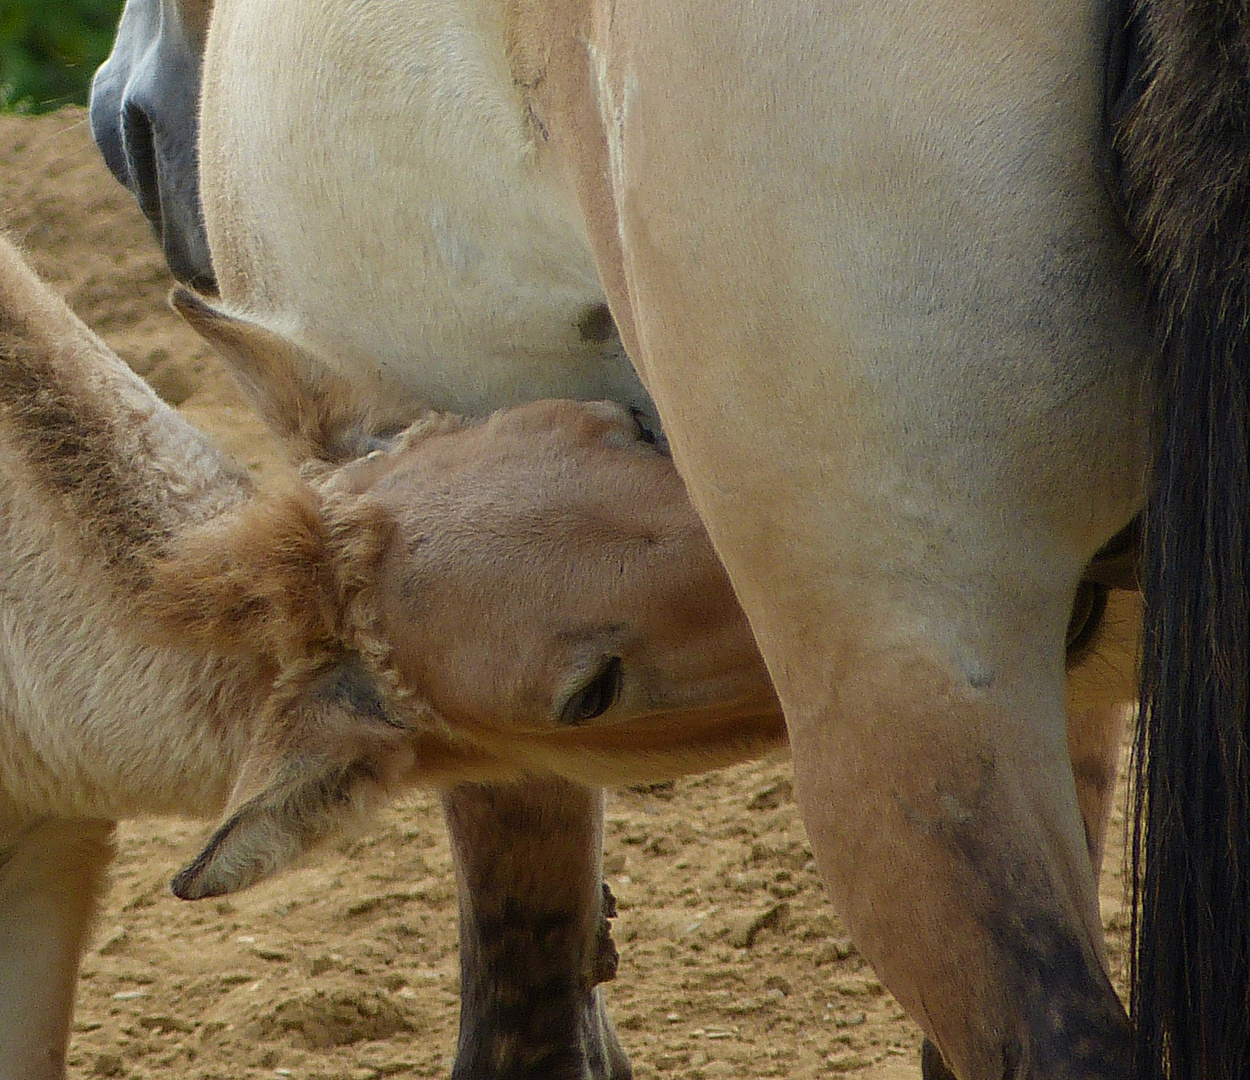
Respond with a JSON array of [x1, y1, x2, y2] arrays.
[[442, 778, 629, 1080], [0, 817, 115, 1080]]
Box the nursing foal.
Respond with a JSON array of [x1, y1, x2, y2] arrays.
[[0, 231, 784, 1079]]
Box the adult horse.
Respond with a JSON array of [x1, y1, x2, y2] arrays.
[[89, 2, 1189, 1079], [508, 5, 1241, 1079]]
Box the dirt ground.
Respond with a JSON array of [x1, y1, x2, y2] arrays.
[[0, 108, 1135, 1080]]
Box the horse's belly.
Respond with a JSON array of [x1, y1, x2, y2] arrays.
[[200, 0, 657, 427]]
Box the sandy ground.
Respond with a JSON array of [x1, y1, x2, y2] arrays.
[[0, 108, 1136, 1080]]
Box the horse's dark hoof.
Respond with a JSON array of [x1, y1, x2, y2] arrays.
[[922, 1038, 959, 1080]]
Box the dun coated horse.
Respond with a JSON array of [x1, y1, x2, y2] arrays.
[[524, 5, 1243, 1078]]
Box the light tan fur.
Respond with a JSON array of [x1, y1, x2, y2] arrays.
[[188, 1, 1146, 1074], [197, 0, 655, 438], [527, 3, 1149, 1076], [0, 234, 781, 1079]]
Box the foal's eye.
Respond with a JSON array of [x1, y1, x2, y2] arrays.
[[560, 657, 624, 725]]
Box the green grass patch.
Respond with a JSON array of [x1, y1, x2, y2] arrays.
[[1, 0, 125, 114]]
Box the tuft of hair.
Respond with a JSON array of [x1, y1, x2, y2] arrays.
[[141, 481, 396, 668], [1113, 2, 1250, 1077]]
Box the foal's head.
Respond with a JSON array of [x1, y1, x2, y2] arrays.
[[163, 294, 783, 898], [348, 398, 783, 777]]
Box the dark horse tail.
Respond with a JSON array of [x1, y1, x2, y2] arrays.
[[1111, 2, 1250, 1077]]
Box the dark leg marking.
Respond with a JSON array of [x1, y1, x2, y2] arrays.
[[938, 813, 1131, 1078], [922, 1038, 959, 1080], [0, 338, 170, 581], [443, 780, 631, 1080]]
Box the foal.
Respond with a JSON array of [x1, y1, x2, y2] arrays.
[[0, 233, 783, 1079]]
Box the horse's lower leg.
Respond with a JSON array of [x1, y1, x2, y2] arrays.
[[0, 817, 115, 1080], [1064, 701, 1131, 883], [918, 692, 1131, 1079], [789, 640, 1130, 1080], [442, 778, 629, 1080], [1063, 588, 1139, 880], [918, 701, 1131, 1079], [921, 589, 1138, 1079]]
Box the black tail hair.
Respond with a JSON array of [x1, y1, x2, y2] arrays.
[[1112, 2, 1250, 1076]]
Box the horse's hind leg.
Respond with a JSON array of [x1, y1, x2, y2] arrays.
[[921, 591, 1139, 1079], [920, 702, 1133, 1080], [557, 0, 1147, 1071], [442, 778, 629, 1080], [786, 618, 1132, 1079], [1063, 588, 1139, 879], [0, 817, 116, 1080], [1063, 699, 1130, 882]]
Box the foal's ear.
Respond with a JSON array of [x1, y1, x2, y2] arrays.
[[171, 657, 416, 899], [171, 286, 382, 462]]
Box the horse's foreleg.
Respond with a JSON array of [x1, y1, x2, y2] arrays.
[[0, 817, 115, 1080], [442, 778, 629, 1080]]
